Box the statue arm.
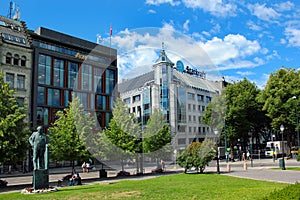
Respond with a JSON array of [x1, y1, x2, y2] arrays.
[[29, 132, 35, 146]]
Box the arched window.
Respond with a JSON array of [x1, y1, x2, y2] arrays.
[[6, 52, 12, 64], [21, 56, 26, 67], [13, 54, 20, 66]]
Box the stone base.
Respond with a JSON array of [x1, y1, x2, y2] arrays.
[[33, 169, 49, 190]]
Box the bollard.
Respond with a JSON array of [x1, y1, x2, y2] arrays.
[[227, 163, 231, 172], [244, 162, 247, 171]]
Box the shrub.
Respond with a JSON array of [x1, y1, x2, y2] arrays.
[[261, 183, 300, 200]]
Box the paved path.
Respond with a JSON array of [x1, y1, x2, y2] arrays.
[[0, 159, 299, 194]]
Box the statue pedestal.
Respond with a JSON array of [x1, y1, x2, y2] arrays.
[[33, 169, 49, 189]]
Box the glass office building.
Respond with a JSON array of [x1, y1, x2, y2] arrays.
[[119, 47, 224, 150], [30, 27, 117, 130]]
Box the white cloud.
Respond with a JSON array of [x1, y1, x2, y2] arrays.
[[248, 3, 280, 22], [145, 0, 180, 6], [183, 19, 190, 32], [148, 9, 156, 14], [111, 24, 264, 80], [236, 71, 255, 76], [247, 20, 262, 31], [182, 0, 237, 17], [274, 1, 294, 12], [285, 27, 300, 47]]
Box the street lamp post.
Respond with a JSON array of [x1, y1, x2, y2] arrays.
[[292, 96, 299, 147], [280, 125, 286, 170], [214, 129, 220, 174]]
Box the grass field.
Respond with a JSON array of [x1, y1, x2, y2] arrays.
[[271, 167, 300, 171], [0, 174, 287, 200]]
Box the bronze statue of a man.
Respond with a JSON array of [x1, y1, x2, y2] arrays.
[[29, 126, 48, 170]]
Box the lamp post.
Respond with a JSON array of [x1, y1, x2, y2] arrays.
[[280, 125, 286, 170], [214, 129, 220, 174], [292, 96, 299, 147]]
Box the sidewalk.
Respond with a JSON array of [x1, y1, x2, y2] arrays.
[[0, 159, 299, 194]]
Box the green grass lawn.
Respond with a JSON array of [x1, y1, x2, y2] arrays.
[[0, 174, 287, 200], [271, 167, 300, 171]]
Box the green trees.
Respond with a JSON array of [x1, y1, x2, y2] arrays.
[[258, 68, 300, 146], [177, 140, 215, 173], [0, 71, 30, 165], [48, 95, 93, 168], [103, 98, 171, 171]]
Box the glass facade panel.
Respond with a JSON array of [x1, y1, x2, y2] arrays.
[[94, 67, 103, 93], [38, 54, 51, 85], [96, 95, 106, 110], [37, 107, 49, 126], [106, 69, 115, 95], [48, 88, 60, 106], [177, 87, 186, 123], [64, 90, 69, 106], [53, 59, 64, 87], [81, 64, 92, 91], [68, 61, 78, 88], [37, 86, 45, 105]]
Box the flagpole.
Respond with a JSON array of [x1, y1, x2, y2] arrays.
[[109, 25, 112, 64]]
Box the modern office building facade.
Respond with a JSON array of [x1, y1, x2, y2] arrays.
[[119, 47, 224, 151], [29, 27, 118, 130], [0, 16, 32, 121]]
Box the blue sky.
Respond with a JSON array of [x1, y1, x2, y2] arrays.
[[1, 0, 300, 87]]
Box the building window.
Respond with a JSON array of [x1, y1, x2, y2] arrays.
[[96, 95, 106, 110], [13, 54, 20, 65], [21, 56, 26, 66], [189, 127, 192, 132], [16, 97, 25, 107], [178, 138, 186, 145], [197, 94, 204, 101], [133, 95, 140, 103], [188, 92, 195, 100], [188, 104, 191, 110], [198, 105, 201, 111], [37, 107, 49, 126], [178, 125, 186, 132], [189, 138, 195, 144], [132, 107, 136, 113], [53, 59, 64, 87], [48, 88, 61, 106], [37, 87, 45, 105], [68, 62, 78, 88], [124, 97, 131, 104], [17, 75, 25, 89], [206, 96, 212, 103], [202, 106, 205, 112], [38, 54, 51, 85], [188, 115, 191, 122], [193, 115, 196, 122], [106, 69, 115, 95], [94, 67, 103, 93], [6, 73, 14, 88], [198, 127, 201, 133], [77, 92, 88, 108], [6, 52, 12, 64], [193, 104, 196, 110], [81, 64, 92, 91]]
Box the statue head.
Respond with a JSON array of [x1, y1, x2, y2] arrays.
[[37, 126, 43, 134]]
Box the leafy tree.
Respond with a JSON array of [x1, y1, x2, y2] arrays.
[[0, 71, 30, 165], [177, 140, 215, 173], [204, 79, 269, 151], [258, 68, 300, 146], [48, 95, 93, 169], [143, 109, 172, 167], [103, 98, 140, 171]]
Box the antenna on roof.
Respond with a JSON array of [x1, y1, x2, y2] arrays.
[[8, 1, 20, 21], [162, 42, 165, 51]]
